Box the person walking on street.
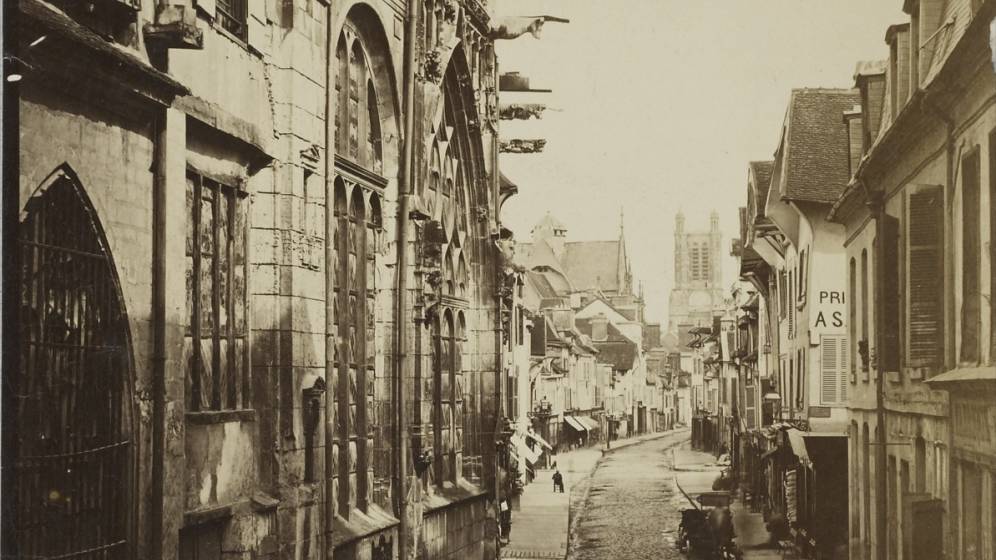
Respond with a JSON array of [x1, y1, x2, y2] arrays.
[[552, 469, 564, 493]]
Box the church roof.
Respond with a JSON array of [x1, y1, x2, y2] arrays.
[[562, 240, 624, 292], [517, 240, 569, 279], [533, 212, 567, 232]]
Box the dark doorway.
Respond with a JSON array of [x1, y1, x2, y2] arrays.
[[13, 172, 133, 558]]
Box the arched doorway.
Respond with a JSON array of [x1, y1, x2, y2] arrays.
[[14, 170, 133, 558]]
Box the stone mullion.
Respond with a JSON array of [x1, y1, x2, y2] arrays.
[[350, 187, 367, 512], [336, 185, 351, 518], [432, 315, 443, 486], [452, 318, 463, 481]]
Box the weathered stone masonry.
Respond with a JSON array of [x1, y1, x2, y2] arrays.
[[9, 0, 503, 559]]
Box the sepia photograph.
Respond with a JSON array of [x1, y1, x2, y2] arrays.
[[2, 0, 996, 558]]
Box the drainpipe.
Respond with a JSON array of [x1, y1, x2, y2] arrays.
[[922, 88, 956, 558], [148, 45, 169, 560], [394, 0, 420, 558], [864, 184, 888, 560], [322, 5, 334, 555]]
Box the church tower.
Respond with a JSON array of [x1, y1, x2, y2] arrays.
[[668, 211, 725, 334]]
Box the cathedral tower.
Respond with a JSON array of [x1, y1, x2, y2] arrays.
[[667, 211, 725, 333]]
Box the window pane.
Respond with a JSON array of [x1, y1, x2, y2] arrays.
[[217, 194, 229, 333], [201, 254, 214, 335], [234, 336, 246, 408], [198, 337, 214, 410], [184, 336, 196, 410], [218, 338, 229, 408]]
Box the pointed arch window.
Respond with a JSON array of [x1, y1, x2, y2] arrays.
[[335, 31, 383, 173], [330, 21, 394, 518], [15, 172, 134, 559], [330, 179, 385, 517], [420, 55, 486, 486]]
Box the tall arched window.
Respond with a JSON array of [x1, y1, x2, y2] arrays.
[[325, 12, 398, 522], [423, 50, 484, 486], [330, 24, 389, 519]]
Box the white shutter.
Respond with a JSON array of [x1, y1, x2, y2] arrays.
[[821, 335, 839, 404], [839, 337, 849, 402]]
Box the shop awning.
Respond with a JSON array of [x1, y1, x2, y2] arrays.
[[515, 438, 541, 464], [924, 366, 996, 385], [515, 426, 553, 450], [786, 429, 812, 467], [787, 429, 847, 468], [564, 416, 587, 432], [578, 416, 599, 431]]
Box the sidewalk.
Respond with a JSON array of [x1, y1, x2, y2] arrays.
[[500, 428, 686, 559]]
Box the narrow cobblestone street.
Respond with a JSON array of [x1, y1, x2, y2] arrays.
[[569, 433, 717, 560]]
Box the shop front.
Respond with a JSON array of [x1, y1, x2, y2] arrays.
[[783, 429, 849, 559], [927, 369, 996, 560]]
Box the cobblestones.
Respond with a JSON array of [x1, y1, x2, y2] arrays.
[[568, 433, 706, 560]]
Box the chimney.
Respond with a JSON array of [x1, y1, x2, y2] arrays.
[[591, 314, 608, 342], [843, 105, 863, 176], [886, 23, 911, 119]]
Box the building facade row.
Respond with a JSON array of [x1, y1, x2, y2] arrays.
[[728, 2, 996, 559]]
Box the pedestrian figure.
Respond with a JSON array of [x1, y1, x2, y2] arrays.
[[552, 469, 564, 493], [499, 499, 512, 542]]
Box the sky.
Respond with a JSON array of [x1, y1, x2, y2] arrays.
[[493, 0, 905, 327]]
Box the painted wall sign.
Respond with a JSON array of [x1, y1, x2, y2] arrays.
[[813, 290, 845, 328]]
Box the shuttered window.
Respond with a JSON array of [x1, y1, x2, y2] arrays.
[[849, 257, 858, 382], [960, 150, 981, 364], [745, 385, 757, 429], [880, 216, 901, 372], [861, 249, 870, 378], [906, 185, 945, 371], [821, 335, 849, 404], [788, 269, 795, 338], [990, 129, 996, 363]]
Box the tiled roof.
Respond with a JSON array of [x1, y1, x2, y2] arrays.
[[782, 89, 861, 204], [526, 270, 559, 299], [562, 241, 622, 292], [574, 319, 637, 372]]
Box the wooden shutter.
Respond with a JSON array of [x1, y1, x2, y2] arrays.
[[821, 334, 849, 404], [960, 150, 981, 364], [990, 129, 996, 361], [822, 336, 839, 403], [880, 216, 901, 372], [530, 316, 546, 356], [839, 336, 849, 401], [906, 185, 944, 369]]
